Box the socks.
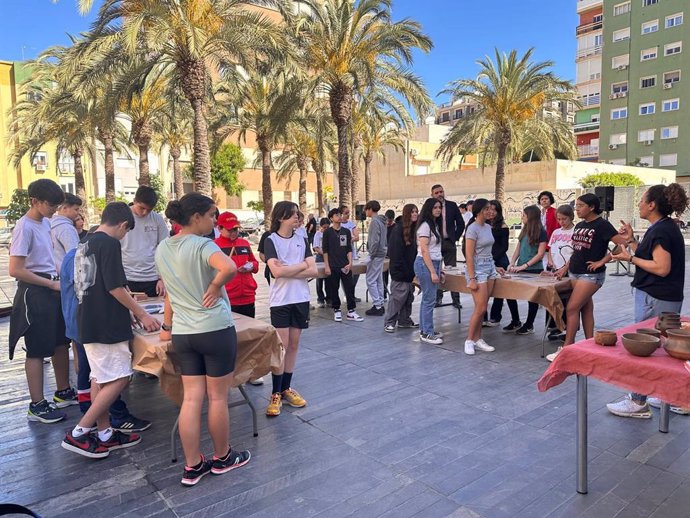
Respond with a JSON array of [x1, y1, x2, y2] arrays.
[[97, 427, 113, 442], [281, 372, 293, 393], [72, 425, 90, 437], [271, 373, 283, 395]]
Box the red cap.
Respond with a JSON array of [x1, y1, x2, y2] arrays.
[[217, 212, 240, 230]]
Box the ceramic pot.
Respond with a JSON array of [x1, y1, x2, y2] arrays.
[[637, 328, 661, 339], [594, 330, 617, 346], [621, 333, 660, 357], [664, 329, 690, 360], [655, 316, 681, 337]]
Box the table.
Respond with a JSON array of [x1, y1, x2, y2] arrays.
[[441, 270, 573, 346], [537, 316, 690, 494], [315, 258, 389, 278], [131, 307, 284, 461]]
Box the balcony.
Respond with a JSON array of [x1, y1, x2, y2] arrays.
[[578, 144, 600, 158], [576, 45, 603, 59], [577, 0, 603, 14], [577, 20, 603, 35], [574, 121, 600, 134], [580, 94, 601, 107]]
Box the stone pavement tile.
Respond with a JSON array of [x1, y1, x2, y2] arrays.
[[648, 480, 690, 518], [376, 487, 452, 518], [616, 469, 684, 517], [644, 428, 690, 473], [44, 487, 165, 518]]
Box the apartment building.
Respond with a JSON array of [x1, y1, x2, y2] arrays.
[[576, 0, 688, 178]]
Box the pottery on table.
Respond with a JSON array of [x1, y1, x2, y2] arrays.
[[594, 330, 617, 346], [621, 333, 660, 357], [655, 315, 682, 337], [636, 328, 662, 339], [664, 329, 690, 361]]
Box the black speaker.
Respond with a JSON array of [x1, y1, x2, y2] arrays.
[[355, 204, 366, 221], [594, 186, 615, 212]]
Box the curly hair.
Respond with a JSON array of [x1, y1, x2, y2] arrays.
[[645, 183, 689, 217]]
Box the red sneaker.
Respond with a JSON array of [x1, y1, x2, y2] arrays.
[[99, 430, 142, 451], [61, 431, 110, 459]]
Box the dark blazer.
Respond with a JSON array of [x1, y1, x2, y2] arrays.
[[436, 199, 465, 242]]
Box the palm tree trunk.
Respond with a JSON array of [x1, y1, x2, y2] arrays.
[[364, 152, 373, 203], [298, 168, 307, 213], [180, 59, 211, 196], [137, 143, 150, 186], [133, 119, 152, 186], [330, 85, 353, 209], [72, 146, 87, 207], [99, 129, 116, 203], [259, 141, 273, 225], [351, 136, 361, 204], [495, 140, 508, 204], [315, 167, 324, 216], [171, 146, 184, 199]]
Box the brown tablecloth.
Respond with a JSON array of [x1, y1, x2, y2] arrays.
[[537, 316, 690, 409], [315, 258, 389, 278], [131, 312, 284, 406], [441, 271, 573, 330]]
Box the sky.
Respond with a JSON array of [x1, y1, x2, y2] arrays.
[[0, 0, 578, 104]]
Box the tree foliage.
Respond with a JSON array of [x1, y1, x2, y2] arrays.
[[6, 189, 30, 224], [148, 174, 168, 213], [578, 172, 644, 188], [211, 143, 245, 197]]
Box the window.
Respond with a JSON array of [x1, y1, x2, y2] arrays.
[[592, 113, 600, 123], [613, 28, 631, 42], [60, 182, 75, 194], [614, 2, 631, 16], [611, 107, 628, 120], [665, 42, 682, 56], [610, 159, 627, 165], [640, 76, 656, 88], [666, 13, 683, 28], [664, 70, 681, 84], [639, 102, 655, 115], [638, 129, 655, 142], [641, 47, 658, 61], [641, 20, 659, 34], [441, 112, 449, 122], [639, 156, 654, 167], [594, 34, 603, 46], [643, 0, 658, 5], [612, 81, 628, 93], [661, 126, 679, 139], [659, 154, 678, 167], [612, 54, 630, 68], [662, 98, 680, 111], [593, 14, 603, 23], [454, 109, 463, 119], [610, 133, 627, 145]]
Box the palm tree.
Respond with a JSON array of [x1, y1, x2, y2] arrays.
[[154, 93, 193, 199], [360, 116, 405, 203], [79, 0, 290, 196], [275, 128, 317, 213], [215, 69, 309, 223], [295, 0, 433, 209], [436, 48, 580, 203]]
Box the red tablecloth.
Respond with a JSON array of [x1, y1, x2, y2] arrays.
[[537, 316, 690, 409]]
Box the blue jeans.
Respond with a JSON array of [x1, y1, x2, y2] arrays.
[[414, 256, 441, 335], [631, 289, 683, 403]]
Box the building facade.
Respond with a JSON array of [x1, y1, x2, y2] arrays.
[[576, 0, 689, 178]]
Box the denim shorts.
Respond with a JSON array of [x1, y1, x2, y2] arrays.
[[569, 271, 606, 286], [465, 257, 498, 284]]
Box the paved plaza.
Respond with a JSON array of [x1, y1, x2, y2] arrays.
[[0, 248, 689, 517]]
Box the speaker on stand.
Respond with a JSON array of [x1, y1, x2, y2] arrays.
[[355, 204, 367, 253]]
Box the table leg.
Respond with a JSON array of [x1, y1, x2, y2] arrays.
[[237, 384, 259, 437], [541, 325, 549, 358], [659, 402, 670, 433], [457, 304, 461, 324], [171, 415, 180, 463], [577, 374, 588, 494]]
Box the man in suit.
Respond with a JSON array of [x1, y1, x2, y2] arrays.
[[431, 184, 465, 308]]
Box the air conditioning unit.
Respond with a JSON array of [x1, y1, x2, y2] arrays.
[[609, 94, 617, 100], [617, 65, 629, 71], [644, 140, 654, 146], [609, 144, 619, 150], [619, 91, 628, 97], [663, 83, 673, 89]]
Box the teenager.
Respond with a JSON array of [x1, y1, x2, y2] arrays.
[[431, 184, 465, 308], [306, 213, 318, 245], [156, 193, 250, 486], [546, 193, 628, 362], [295, 212, 308, 241], [263, 201, 318, 417], [538, 191, 559, 241], [75, 213, 89, 240], [62, 202, 160, 459], [384, 204, 418, 332], [340, 206, 362, 302], [50, 192, 82, 274], [312, 217, 330, 307], [382, 209, 396, 300], [323, 208, 364, 323], [504, 205, 548, 335], [544, 204, 575, 341], [120, 186, 169, 297], [464, 199, 498, 355], [9, 179, 76, 423], [257, 230, 272, 286], [413, 198, 444, 345], [364, 200, 387, 316], [607, 184, 689, 418], [483, 200, 509, 327]]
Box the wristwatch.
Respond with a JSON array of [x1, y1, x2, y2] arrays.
[[161, 324, 172, 332]]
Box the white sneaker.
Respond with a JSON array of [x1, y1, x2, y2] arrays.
[[347, 311, 364, 322], [464, 340, 476, 355], [648, 397, 690, 415], [433, 331, 444, 339], [546, 346, 563, 363], [334, 310, 342, 322], [248, 377, 264, 386], [475, 339, 495, 352], [420, 333, 443, 345], [384, 324, 395, 333], [606, 396, 652, 419]]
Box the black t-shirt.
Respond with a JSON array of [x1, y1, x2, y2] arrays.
[[75, 232, 132, 344], [632, 218, 685, 301], [569, 217, 618, 274], [258, 230, 272, 280], [322, 226, 352, 268]]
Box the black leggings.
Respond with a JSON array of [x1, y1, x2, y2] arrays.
[[172, 326, 237, 377]]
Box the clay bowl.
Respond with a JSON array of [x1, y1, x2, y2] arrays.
[[621, 333, 660, 357], [636, 328, 661, 339], [664, 329, 690, 361], [594, 330, 618, 346], [659, 312, 681, 319], [655, 318, 681, 337]]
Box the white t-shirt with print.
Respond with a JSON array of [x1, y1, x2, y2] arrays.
[[263, 232, 313, 306], [416, 222, 443, 261], [548, 227, 574, 270]]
